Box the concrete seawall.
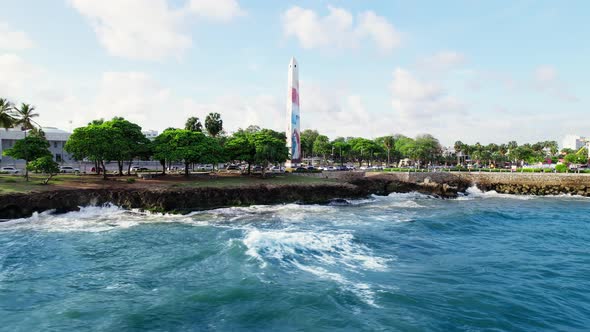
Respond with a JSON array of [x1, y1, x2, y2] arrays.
[[369, 172, 590, 196]]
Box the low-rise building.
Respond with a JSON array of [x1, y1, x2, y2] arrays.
[[0, 127, 75, 167]]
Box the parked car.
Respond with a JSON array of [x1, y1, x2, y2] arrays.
[[0, 166, 19, 174], [325, 166, 336, 171], [226, 164, 241, 173], [130, 166, 149, 172], [306, 165, 316, 171], [346, 165, 356, 171], [59, 166, 80, 173], [251, 165, 263, 173], [269, 166, 285, 173], [196, 164, 214, 171], [294, 166, 307, 172]]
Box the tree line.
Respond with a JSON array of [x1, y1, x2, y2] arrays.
[[0, 98, 57, 182], [3, 96, 587, 182], [64, 116, 288, 179]]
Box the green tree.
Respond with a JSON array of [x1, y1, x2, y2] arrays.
[[11, 103, 41, 179], [410, 134, 441, 167], [300, 129, 319, 159], [205, 112, 223, 137], [545, 141, 559, 156], [13, 103, 39, 131], [27, 156, 60, 184], [163, 129, 223, 177], [65, 124, 118, 179], [560, 148, 575, 155], [103, 117, 150, 175], [3, 134, 52, 181], [0, 98, 15, 129], [313, 135, 331, 164], [152, 129, 177, 174], [88, 119, 104, 125], [377, 135, 395, 166], [225, 129, 256, 174], [331, 137, 350, 166], [252, 129, 289, 176], [185, 116, 203, 132], [394, 135, 416, 162], [454, 140, 465, 164], [350, 138, 381, 167]]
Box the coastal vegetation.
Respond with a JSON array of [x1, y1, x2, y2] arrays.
[[2, 96, 588, 180]]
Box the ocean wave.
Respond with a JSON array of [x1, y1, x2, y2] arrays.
[[292, 262, 379, 307], [387, 192, 435, 200], [241, 228, 390, 306], [456, 186, 536, 201], [0, 205, 212, 233], [459, 186, 590, 201]]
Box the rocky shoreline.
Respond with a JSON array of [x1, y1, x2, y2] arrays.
[[2, 172, 590, 220], [0, 175, 460, 220]]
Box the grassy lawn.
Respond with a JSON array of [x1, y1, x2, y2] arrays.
[[0, 174, 93, 194], [170, 175, 337, 188], [0, 173, 338, 194]]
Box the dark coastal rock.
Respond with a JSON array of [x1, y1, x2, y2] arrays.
[[4, 172, 590, 220], [0, 183, 372, 220]]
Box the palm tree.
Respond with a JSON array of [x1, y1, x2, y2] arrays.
[[0, 98, 15, 129], [13, 103, 40, 181], [382, 136, 395, 166], [13, 103, 39, 131]]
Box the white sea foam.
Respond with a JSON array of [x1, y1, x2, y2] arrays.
[[197, 203, 337, 224], [243, 229, 388, 271], [292, 262, 379, 307], [241, 228, 389, 306], [0, 204, 212, 233], [386, 192, 434, 200], [459, 186, 536, 201]]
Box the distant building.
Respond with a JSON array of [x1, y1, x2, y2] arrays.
[[441, 147, 456, 158], [142, 130, 158, 140], [0, 127, 75, 167], [562, 135, 586, 151]]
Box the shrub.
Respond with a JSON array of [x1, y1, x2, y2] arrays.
[[126, 178, 136, 184], [555, 164, 567, 173]]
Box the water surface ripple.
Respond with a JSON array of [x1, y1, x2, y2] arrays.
[[1, 189, 589, 331]]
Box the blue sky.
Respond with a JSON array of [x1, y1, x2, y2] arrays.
[[0, 0, 588, 146]]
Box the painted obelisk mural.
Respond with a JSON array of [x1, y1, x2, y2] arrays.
[[286, 57, 301, 167]]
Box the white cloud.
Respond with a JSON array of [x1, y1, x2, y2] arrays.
[[282, 6, 401, 52], [356, 11, 401, 52], [419, 51, 466, 71], [187, 0, 245, 21], [0, 22, 34, 50], [390, 67, 467, 132], [0, 54, 43, 97], [89, 72, 173, 126], [68, 0, 190, 61], [0, 53, 86, 128], [533, 65, 578, 102], [68, 0, 244, 60], [181, 94, 283, 133], [297, 82, 391, 138]]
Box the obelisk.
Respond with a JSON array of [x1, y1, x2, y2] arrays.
[[286, 57, 301, 167]]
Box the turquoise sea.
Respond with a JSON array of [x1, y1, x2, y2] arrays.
[[1, 188, 589, 331]]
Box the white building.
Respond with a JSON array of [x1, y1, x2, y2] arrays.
[[142, 130, 158, 140], [562, 135, 586, 151], [0, 127, 74, 167]]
